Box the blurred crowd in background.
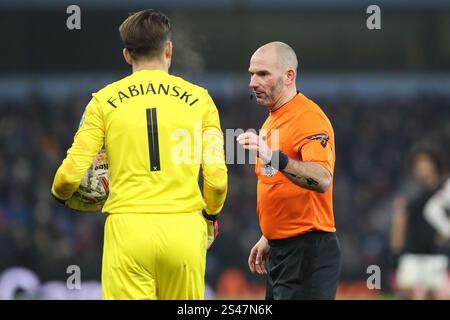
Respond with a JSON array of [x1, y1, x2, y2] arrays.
[[1, 88, 449, 299]]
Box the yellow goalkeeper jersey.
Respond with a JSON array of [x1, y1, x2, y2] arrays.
[[52, 69, 228, 215]]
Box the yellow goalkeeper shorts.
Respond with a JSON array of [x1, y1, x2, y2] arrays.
[[101, 212, 207, 300]]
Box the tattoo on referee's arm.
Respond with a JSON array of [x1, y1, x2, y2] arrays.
[[286, 172, 297, 178], [306, 178, 319, 186]]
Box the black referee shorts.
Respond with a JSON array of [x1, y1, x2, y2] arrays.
[[266, 231, 342, 300]]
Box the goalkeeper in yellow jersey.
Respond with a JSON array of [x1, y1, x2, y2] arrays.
[[51, 9, 228, 300]]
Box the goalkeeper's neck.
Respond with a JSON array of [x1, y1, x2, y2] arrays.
[[132, 59, 170, 74]]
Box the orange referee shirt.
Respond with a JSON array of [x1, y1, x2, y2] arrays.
[[255, 92, 336, 240]]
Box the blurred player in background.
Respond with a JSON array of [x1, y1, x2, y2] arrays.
[[51, 9, 228, 299], [424, 174, 450, 246], [390, 145, 449, 299], [237, 42, 341, 299]]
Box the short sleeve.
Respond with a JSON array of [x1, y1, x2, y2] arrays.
[[292, 111, 334, 175]]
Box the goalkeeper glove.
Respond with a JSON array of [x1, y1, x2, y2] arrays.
[[201, 211, 219, 249], [51, 193, 103, 212]]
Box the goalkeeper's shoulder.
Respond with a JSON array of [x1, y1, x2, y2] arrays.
[[169, 74, 219, 110], [89, 75, 133, 108]]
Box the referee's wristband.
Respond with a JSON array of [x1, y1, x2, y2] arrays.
[[202, 211, 219, 222], [268, 150, 289, 171]]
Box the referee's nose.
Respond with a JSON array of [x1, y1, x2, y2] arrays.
[[249, 75, 259, 91]]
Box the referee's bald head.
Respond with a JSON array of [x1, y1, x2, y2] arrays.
[[249, 42, 298, 109], [253, 41, 298, 72]]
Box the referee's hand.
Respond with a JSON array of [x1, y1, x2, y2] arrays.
[[237, 132, 272, 164], [248, 235, 270, 275]]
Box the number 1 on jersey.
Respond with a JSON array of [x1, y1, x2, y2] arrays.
[[146, 108, 161, 171]]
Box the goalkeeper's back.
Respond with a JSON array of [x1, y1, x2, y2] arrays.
[[51, 9, 227, 216], [52, 69, 228, 215], [99, 70, 227, 214]]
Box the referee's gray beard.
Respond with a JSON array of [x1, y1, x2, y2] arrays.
[[267, 78, 284, 110]]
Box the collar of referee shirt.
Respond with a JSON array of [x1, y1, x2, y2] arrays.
[[269, 91, 301, 114]]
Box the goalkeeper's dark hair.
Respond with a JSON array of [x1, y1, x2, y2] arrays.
[[119, 9, 172, 61]]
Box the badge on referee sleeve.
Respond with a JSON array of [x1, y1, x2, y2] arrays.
[[301, 134, 333, 171]]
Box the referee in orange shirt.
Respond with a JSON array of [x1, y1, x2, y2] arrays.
[[237, 42, 341, 300]]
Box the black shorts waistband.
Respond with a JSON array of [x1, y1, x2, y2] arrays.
[[268, 231, 336, 247]]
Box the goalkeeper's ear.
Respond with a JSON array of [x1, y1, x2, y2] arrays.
[[123, 48, 133, 66]]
